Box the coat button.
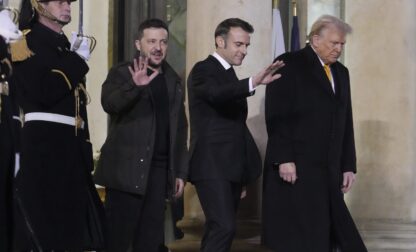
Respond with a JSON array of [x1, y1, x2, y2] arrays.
[[135, 185, 139, 188], [141, 174, 144, 179], [140, 158, 144, 162]]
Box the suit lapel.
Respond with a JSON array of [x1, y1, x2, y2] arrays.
[[226, 66, 239, 82], [332, 64, 341, 99], [331, 63, 347, 103], [304, 46, 335, 98], [208, 55, 235, 83], [207, 55, 248, 111]]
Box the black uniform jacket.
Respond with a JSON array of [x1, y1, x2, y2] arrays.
[[187, 55, 261, 185], [94, 60, 188, 197], [262, 45, 367, 252], [0, 35, 19, 252], [13, 23, 104, 250]]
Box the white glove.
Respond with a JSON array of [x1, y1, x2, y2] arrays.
[[70, 32, 91, 61], [0, 9, 22, 43]]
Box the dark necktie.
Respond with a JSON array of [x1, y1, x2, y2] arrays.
[[227, 67, 238, 81]]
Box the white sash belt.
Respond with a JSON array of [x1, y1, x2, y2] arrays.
[[24, 112, 85, 129]]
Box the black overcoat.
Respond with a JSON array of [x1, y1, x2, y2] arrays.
[[13, 23, 104, 250], [262, 45, 367, 252], [187, 55, 262, 185]]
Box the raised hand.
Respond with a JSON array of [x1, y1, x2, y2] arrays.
[[128, 56, 159, 86], [252, 60, 285, 87]]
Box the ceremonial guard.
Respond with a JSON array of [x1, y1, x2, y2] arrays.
[[13, 0, 104, 251], [0, 6, 22, 251]]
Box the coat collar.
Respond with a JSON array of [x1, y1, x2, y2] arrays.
[[303, 45, 345, 101], [31, 23, 71, 52], [212, 52, 231, 70], [161, 61, 182, 110], [207, 55, 237, 83]]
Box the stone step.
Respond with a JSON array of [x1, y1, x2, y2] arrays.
[[358, 220, 416, 251], [170, 218, 416, 251]]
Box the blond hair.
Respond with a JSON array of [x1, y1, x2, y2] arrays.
[[308, 15, 352, 40]]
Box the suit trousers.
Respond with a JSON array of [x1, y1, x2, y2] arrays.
[[195, 180, 242, 252], [104, 164, 168, 252]]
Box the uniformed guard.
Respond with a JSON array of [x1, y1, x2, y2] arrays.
[[0, 5, 21, 251], [12, 0, 104, 251]]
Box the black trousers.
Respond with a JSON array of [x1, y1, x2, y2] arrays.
[[195, 180, 242, 252], [104, 165, 168, 252], [0, 118, 14, 252]]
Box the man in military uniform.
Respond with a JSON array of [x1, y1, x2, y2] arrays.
[[13, 0, 104, 251], [0, 6, 21, 251]]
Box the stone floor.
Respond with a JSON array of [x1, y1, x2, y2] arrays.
[[167, 219, 416, 252], [359, 220, 416, 252]]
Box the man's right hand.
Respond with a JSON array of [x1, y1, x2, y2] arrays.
[[279, 162, 297, 184], [128, 56, 159, 86], [252, 60, 285, 88]]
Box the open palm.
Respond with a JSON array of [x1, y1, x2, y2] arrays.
[[128, 56, 159, 86], [253, 60, 285, 86]]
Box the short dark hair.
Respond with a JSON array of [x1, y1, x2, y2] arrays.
[[137, 18, 169, 40], [214, 18, 254, 47]]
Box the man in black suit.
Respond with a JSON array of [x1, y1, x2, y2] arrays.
[[187, 18, 284, 252], [263, 15, 367, 252]]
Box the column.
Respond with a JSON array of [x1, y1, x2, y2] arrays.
[[344, 0, 416, 249]]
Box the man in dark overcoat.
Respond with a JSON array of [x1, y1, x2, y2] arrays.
[[13, 0, 104, 251], [262, 15, 367, 252], [187, 18, 284, 252], [94, 18, 188, 252]]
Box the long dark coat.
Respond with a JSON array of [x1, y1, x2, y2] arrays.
[[262, 45, 367, 252], [94, 60, 188, 197], [187, 55, 262, 185], [0, 36, 19, 252], [13, 23, 104, 251]]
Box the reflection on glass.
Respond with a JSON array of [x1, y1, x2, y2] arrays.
[[166, 0, 186, 79]]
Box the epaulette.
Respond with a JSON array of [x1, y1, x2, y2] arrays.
[[10, 29, 34, 62]]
